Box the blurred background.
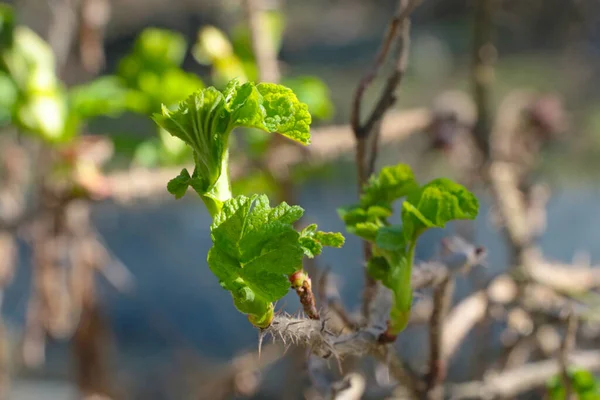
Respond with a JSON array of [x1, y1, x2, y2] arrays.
[[1, 0, 600, 399]]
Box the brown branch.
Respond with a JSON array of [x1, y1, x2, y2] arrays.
[[0, 233, 16, 398], [307, 355, 366, 400], [193, 344, 283, 400], [441, 262, 597, 366], [471, 0, 496, 159], [451, 350, 600, 399], [425, 275, 454, 399], [558, 310, 578, 400]]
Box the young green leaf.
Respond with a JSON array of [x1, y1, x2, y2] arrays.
[[207, 194, 306, 327], [401, 178, 479, 241], [339, 163, 480, 338], [299, 223, 345, 257], [166, 168, 204, 199], [68, 76, 139, 119], [282, 76, 335, 121], [360, 164, 419, 208], [153, 79, 311, 211], [375, 225, 406, 252]]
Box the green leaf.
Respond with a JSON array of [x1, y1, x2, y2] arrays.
[[361, 164, 419, 208], [572, 369, 597, 393], [1, 26, 56, 92], [366, 256, 390, 282], [298, 223, 345, 258], [352, 222, 379, 242], [208, 195, 306, 326], [166, 168, 196, 199], [228, 80, 312, 145], [0, 71, 17, 125], [338, 205, 368, 226], [282, 76, 334, 121], [153, 87, 229, 195], [192, 26, 248, 87], [314, 231, 345, 248], [68, 76, 136, 119], [153, 79, 312, 214], [375, 225, 406, 252], [0, 4, 15, 49], [402, 178, 479, 241], [339, 164, 480, 338], [299, 236, 323, 258], [118, 28, 187, 84]]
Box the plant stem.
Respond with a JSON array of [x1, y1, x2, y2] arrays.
[[200, 153, 233, 218], [379, 241, 417, 342]]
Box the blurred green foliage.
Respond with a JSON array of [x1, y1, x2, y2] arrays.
[[547, 368, 600, 399], [0, 2, 335, 198]]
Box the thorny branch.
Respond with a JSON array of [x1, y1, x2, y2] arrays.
[[262, 240, 484, 397], [350, 0, 422, 321]]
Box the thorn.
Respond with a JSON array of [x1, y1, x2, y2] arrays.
[[258, 330, 265, 361]]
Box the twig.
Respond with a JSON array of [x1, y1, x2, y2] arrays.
[[307, 355, 366, 400], [425, 275, 454, 399], [194, 344, 282, 400], [78, 0, 110, 74], [350, 0, 421, 320], [243, 0, 280, 83], [0, 233, 16, 399], [450, 350, 600, 399], [471, 0, 496, 160], [558, 310, 578, 400]]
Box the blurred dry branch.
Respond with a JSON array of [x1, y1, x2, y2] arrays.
[[558, 310, 578, 400], [105, 108, 430, 204], [451, 350, 600, 399], [243, 0, 280, 83], [425, 274, 453, 400], [193, 344, 283, 400], [78, 0, 111, 73]]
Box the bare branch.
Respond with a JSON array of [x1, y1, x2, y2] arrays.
[[425, 275, 454, 399], [307, 355, 366, 400], [558, 310, 578, 400], [243, 0, 281, 83], [470, 0, 496, 159]]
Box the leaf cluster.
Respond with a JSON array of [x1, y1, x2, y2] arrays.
[[155, 78, 311, 213], [339, 164, 479, 334], [155, 78, 343, 328]]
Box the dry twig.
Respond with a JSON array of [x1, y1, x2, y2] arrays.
[[425, 274, 454, 399], [558, 310, 579, 400], [349, 0, 422, 320], [451, 350, 600, 399]]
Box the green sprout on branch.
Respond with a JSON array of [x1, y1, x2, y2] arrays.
[[152, 78, 343, 328], [339, 164, 479, 339]]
